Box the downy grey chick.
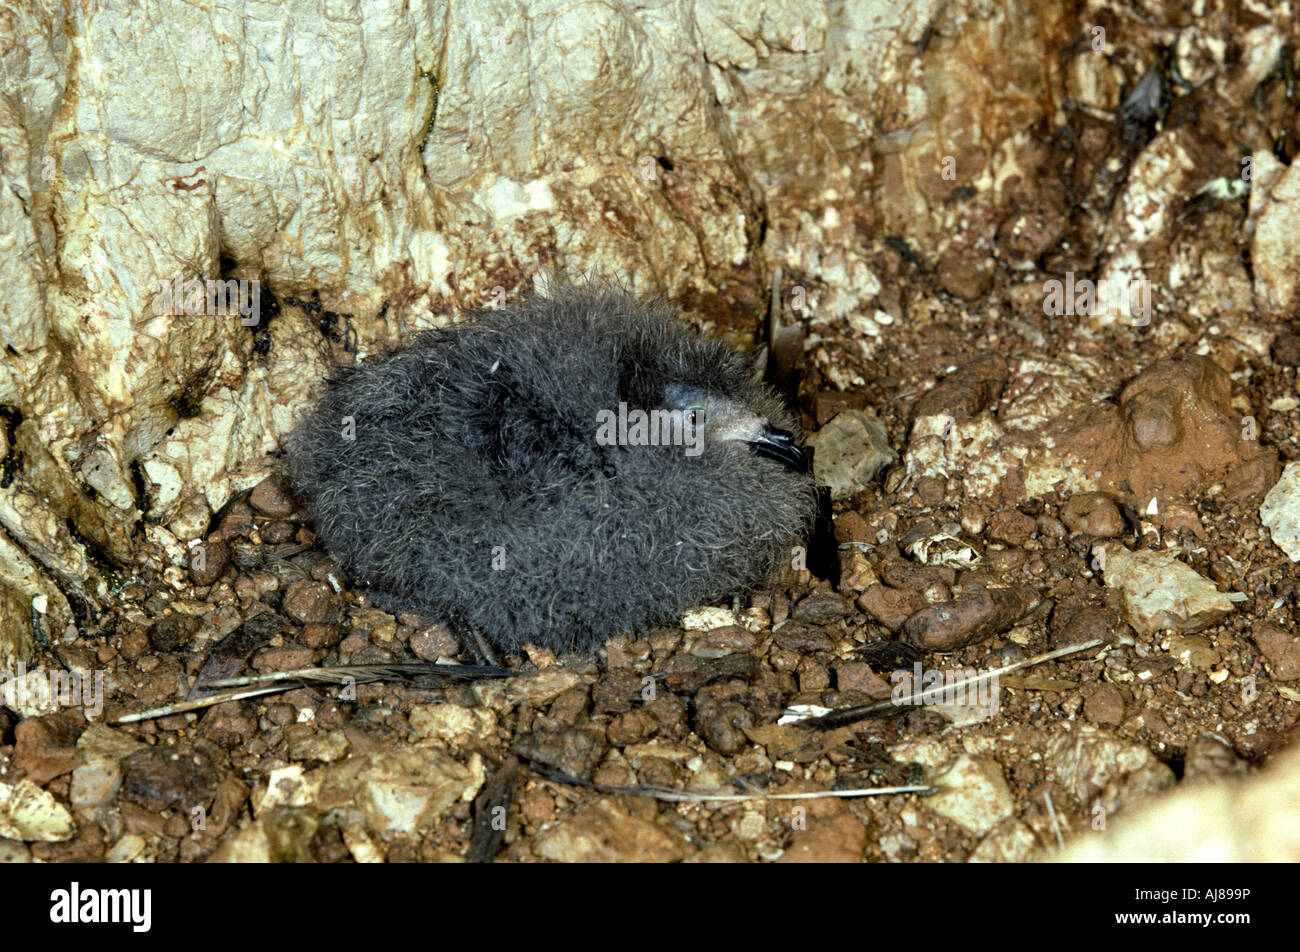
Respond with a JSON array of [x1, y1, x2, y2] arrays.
[[285, 284, 818, 654]]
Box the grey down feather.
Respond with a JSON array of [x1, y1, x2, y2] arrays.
[[284, 284, 818, 654]]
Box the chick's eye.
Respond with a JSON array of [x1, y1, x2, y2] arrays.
[[686, 406, 706, 426]]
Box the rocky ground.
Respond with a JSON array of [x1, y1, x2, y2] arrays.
[[3, 293, 1296, 861]]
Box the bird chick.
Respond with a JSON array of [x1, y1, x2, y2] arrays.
[[284, 284, 818, 654]]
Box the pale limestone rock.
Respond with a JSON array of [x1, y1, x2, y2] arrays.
[[808, 409, 894, 500], [70, 761, 122, 816], [0, 778, 76, 842], [970, 820, 1037, 863], [1097, 544, 1238, 636], [207, 820, 272, 863], [926, 754, 1016, 835], [316, 748, 483, 838], [1056, 743, 1300, 862], [1252, 159, 1300, 318], [1093, 130, 1200, 327], [105, 833, 148, 863], [1261, 461, 1300, 562], [408, 703, 497, 747], [681, 606, 739, 631], [1045, 724, 1176, 810], [77, 723, 146, 762]]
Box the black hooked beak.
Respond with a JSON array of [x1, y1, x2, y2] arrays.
[[747, 425, 810, 474]]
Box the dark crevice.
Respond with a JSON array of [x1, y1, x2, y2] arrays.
[[0, 405, 23, 488]]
